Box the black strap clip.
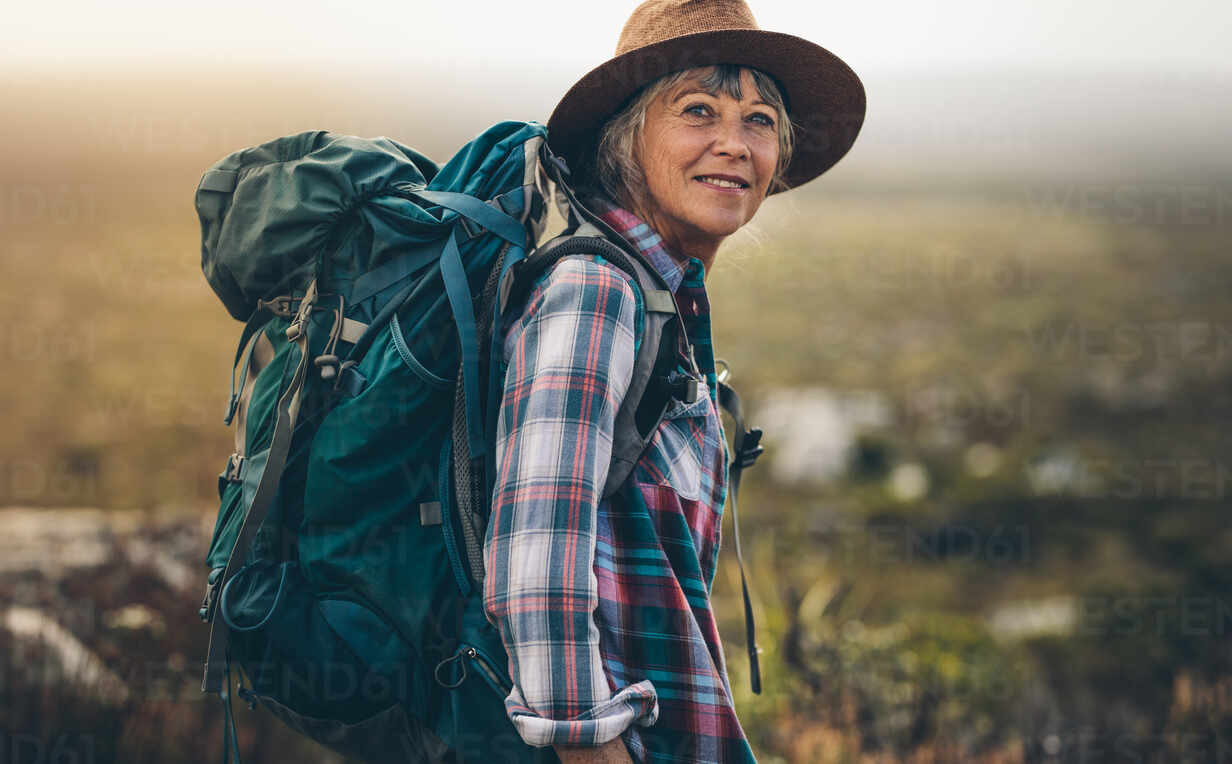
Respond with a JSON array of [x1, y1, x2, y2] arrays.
[[736, 427, 764, 469], [666, 370, 699, 405], [199, 568, 224, 623]]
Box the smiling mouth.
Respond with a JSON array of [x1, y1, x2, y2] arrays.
[[695, 175, 749, 190]]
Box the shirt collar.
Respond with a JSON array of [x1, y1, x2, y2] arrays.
[[585, 195, 702, 295]]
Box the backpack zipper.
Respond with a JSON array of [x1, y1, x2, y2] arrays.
[[460, 643, 513, 696]]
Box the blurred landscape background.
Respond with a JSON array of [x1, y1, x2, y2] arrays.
[[2, 1, 1230, 761]]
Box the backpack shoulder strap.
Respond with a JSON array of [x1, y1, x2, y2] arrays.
[[504, 221, 684, 500]]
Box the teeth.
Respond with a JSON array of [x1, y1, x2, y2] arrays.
[[698, 176, 744, 189]]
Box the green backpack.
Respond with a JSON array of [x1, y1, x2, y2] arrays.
[[194, 121, 764, 763]]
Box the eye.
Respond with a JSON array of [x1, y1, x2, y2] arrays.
[[683, 103, 712, 117], [748, 112, 776, 128]]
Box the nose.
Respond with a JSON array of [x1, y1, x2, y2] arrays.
[[711, 114, 749, 161]]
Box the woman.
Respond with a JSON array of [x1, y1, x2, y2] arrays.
[[484, 2, 865, 762]]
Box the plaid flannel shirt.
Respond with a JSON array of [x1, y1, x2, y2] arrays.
[[483, 198, 757, 763]]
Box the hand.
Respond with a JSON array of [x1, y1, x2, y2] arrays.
[[553, 737, 635, 764]]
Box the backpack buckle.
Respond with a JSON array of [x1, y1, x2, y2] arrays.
[[224, 453, 245, 483], [256, 295, 299, 317], [199, 567, 225, 622], [736, 427, 764, 469], [666, 371, 699, 404], [283, 281, 319, 341]]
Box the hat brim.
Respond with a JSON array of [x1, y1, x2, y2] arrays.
[[546, 28, 866, 193]]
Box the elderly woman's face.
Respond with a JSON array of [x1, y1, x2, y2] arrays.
[[634, 68, 779, 258]]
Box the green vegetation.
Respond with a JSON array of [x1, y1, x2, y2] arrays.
[[2, 80, 1230, 760]]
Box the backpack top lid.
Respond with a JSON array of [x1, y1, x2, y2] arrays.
[[196, 122, 548, 321]]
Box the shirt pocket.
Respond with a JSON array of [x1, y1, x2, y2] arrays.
[[637, 378, 716, 502]]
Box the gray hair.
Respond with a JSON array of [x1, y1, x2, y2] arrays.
[[587, 64, 795, 207]]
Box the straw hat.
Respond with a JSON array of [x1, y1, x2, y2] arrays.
[[546, 0, 866, 192]]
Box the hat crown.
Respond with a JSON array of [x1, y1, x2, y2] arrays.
[[549, 0, 865, 192], [616, 0, 760, 55]]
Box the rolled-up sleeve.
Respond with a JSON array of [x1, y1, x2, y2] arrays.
[[483, 255, 659, 747]]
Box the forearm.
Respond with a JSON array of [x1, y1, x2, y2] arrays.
[[554, 737, 635, 764]]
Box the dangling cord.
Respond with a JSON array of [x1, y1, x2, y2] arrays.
[[221, 648, 243, 764], [321, 293, 346, 359], [313, 293, 347, 382], [717, 375, 764, 694], [729, 480, 761, 695]]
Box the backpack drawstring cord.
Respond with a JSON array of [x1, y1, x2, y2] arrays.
[[220, 648, 243, 764], [313, 293, 347, 381]]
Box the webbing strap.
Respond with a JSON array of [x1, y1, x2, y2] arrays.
[[344, 261, 440, 365], [717, 379, 764, 695], [339, 317, 367, 345], [203, 282, 315, 694], [224, 309, 274, 425], [408, 189, 525, 247], [439, 229, 486, 459], [643, 289, 677, 315], [438, 438, 471, 597], [348, 241, 439, 308]]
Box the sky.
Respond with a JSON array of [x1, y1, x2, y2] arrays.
[[3, 0, 1230, 75], [3, 1, 1227, 188]]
